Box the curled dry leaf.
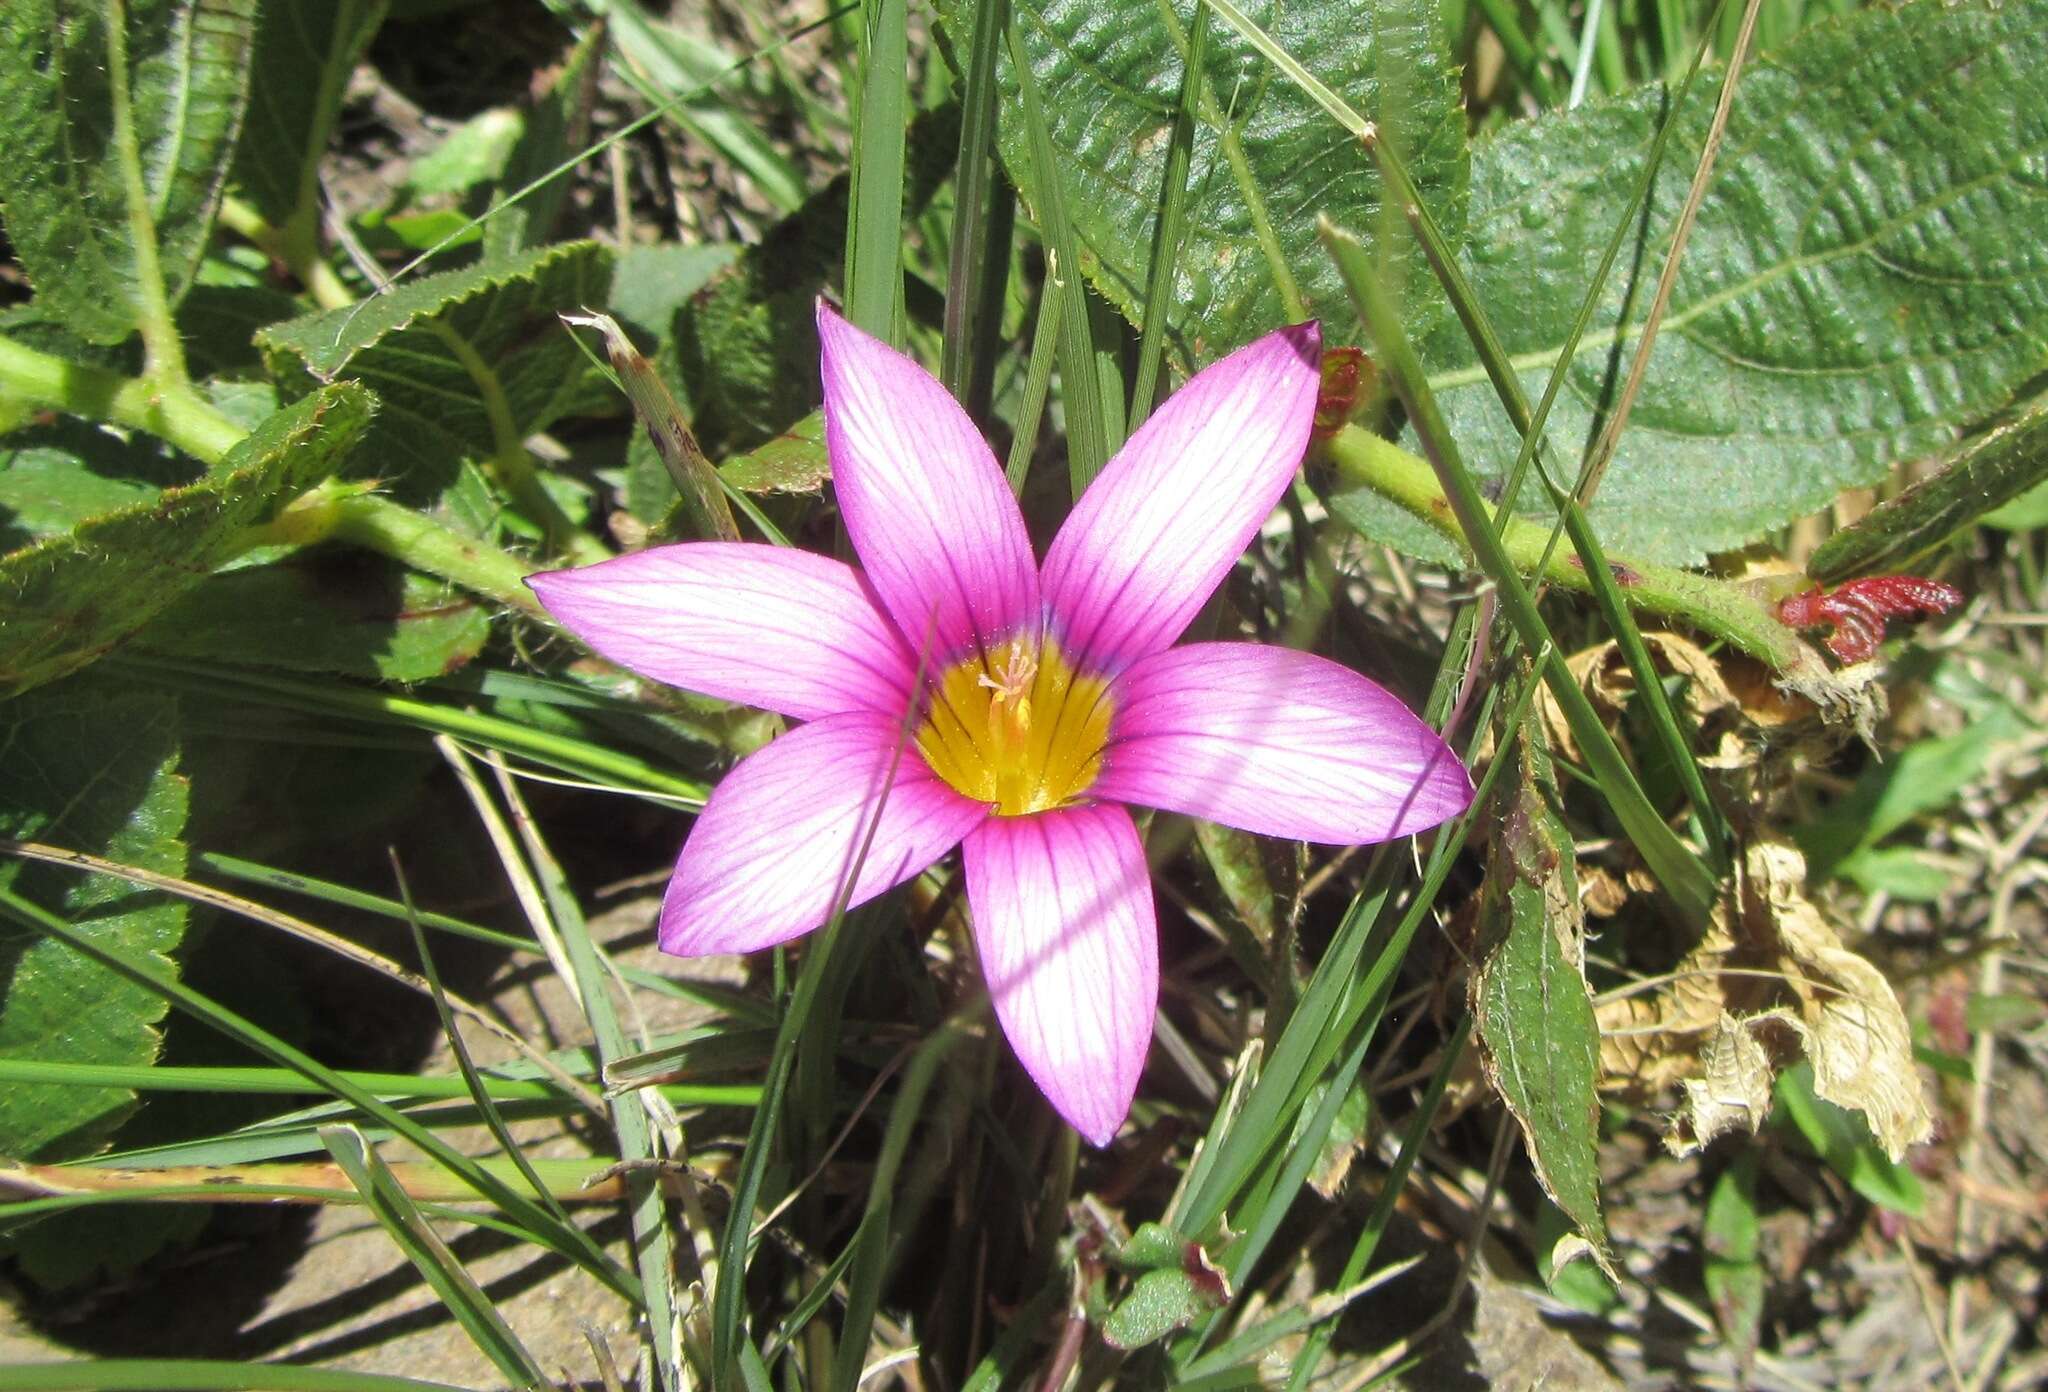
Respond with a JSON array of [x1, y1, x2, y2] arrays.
[[1539, 633, 1805, 776], [1677, 1016, 1777, 1145], [1596, 838, 1932, 1160], [1538, 632, 1883, 772]]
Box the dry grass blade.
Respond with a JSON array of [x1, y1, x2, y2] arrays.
[[0, 836, 606, 1116]]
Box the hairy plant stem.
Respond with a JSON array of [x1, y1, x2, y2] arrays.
[[246, 482, 546, 616], [0, 332, 244, 465], [218, 194, 355, 312], [1320, 423, 1822, 678], [421, 319, 610, 566], [103, 0, 190, 386], [0, 333, 547, 618]]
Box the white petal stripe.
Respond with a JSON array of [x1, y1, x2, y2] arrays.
[[817, 305, 1041, 661], [1040, 323, 1321, 674]]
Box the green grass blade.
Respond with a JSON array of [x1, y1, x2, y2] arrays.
[[1285, 1015, 1472, 1389], [602, 0, 809, 215], [1128, 1, 1209, 429], [1469, 0, 1563, 104], [1178, 677, 1536, 1369], [827, 1020, 970, 1391], [472, 755, 685, 1392], [196, 851, 771, 1019], [1168, 604, 1480, 1235], [709, 691, 930, 1381], [712, 914, 850, 1381], [395, 858, 574, 1224], [1005, 16, 1121, 494], [941, 0, 1010, 402], [1321, 223, 1717, 926], [844, 0, 910, 337], [0, 886, 641, 1303], [0, 1362, 472, 1392], [957, 1276, 1069, 1392], [1005, 270, 1066, 493], [321, 1124, 550, 1390], [112, 656, 708, 805]]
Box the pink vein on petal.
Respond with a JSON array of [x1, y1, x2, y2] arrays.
[[817, 304, 1040, 659], [1040, 322, 1322, 674], [662, 712, 989, 956], [528, 543, 918, 722], [962, 804, 1155, 1146], [1093, 643, 1474, 843]]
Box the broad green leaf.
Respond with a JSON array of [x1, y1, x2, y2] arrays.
[[1835, 846, 1953, 903], [0, 677, 188, 1160], [1798, 702, 2027, 880], [178, 283, 305, 379], [135, 555, 490, 681], [0, 0, 258, 344], [658, 104, 961, 459], [1774, 1061, 1925, 1215], [0, 383, 373, 697], [1116, 1222, 1190, 1273], [229, 0, 387, 231], [407, 108, 523, 198], [1533, 1198, 1620, 1315], [942, 0, 1467, 368], [255, 242, 614, 498], [4, 1202, 208, 1291], [716, 410, 829, 496], [1409, 0, 2048, 565], [1966, 993, 2048, 1036], [1985, 478, 2048, 531], [0, 418, 200, 551], [1101, 1265, 1229, 1351], [608, 242, 742, 337], [1472, 726, 1608, 1266], [1809, 394, 2048, 583], [483, 22, 603, 258]]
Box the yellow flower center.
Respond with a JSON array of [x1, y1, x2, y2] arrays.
[[915, 635, 1113, 816]]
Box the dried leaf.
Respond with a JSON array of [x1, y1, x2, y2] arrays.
[[1675, 1016, 1775, 1149], [1744, 843, 1933, 1158], [1598, 838, 1932, 1160]]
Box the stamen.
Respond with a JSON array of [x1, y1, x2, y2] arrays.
[[915, 637, 1111, 817], [976, 645, 1038, 741]]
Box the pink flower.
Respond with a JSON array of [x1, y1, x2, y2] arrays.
[[529, 305, 1472, 1145]]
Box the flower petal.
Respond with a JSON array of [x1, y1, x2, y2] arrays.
[[1094, 643, 1473, 843], [662, 712, 988, 955], [528, 543, 917, 722], [1040, 322, 1322, 673], [962, 804, 1155, 1146], [817, 303, 1041, 661]]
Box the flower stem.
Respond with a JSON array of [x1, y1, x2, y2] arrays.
[[0, 332, 244, 466], [1320, 423, 1822, 679]]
